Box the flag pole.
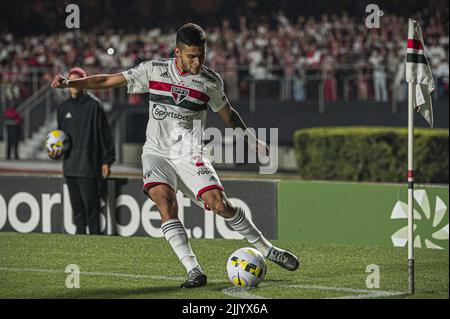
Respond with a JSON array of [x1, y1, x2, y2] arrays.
[[407, 81, 415, 294]]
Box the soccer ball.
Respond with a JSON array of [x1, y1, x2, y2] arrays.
[[226, 247, 267, 287], [45, 129, 70, 154]]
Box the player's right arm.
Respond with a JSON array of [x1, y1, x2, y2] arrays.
[[51, 73, 127, 90]]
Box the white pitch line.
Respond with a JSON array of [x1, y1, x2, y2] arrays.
[[221, 287, 268, 299], [221, 283, 405, 299], [284, 284, 405, 299], [0, 267, 405, 299]]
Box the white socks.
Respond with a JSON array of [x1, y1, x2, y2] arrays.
[[161, 219, 202, 273], [225, 206, 273, 257], [161, 208, 272, 274]]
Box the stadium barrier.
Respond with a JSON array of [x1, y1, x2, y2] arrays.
[[278, 180, 449, 250], [0, 176, 277, 239], [1, 176, 448, 250]]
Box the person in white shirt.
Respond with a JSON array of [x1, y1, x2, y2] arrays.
[[51, 23, 299, 289], [369, 49, 388, 102]]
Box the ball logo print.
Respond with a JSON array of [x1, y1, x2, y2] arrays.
[[390, 190, 449, 249], [226, 247, 267, 287]]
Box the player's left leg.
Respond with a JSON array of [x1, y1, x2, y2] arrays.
[[201, 189, 299, 271], [142, 153, 206, 288]]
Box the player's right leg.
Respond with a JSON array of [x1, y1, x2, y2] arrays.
[[201, 188, 299, 272], [174, 155, 299, 272], [142, 153, 206, 288]]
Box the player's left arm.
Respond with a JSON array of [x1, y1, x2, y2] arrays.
[[218, 103, 269, 156]]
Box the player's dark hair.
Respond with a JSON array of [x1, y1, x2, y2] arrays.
[[176, 23, 206, 47]]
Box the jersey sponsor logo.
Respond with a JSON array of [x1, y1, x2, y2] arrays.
[[151, 104, 193, 122], [200, 71, 217, 83], [160, 71, 169, 78], [191, 79, 204, 88], [152, 61, 169, 67], [143, 169, 152, 182], [171, 86, 190, 105]]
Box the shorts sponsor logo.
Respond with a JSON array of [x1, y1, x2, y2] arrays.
[[197, 167, 213, 176], [152, 104, 193, 122]]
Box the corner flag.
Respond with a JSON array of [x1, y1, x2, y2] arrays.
[[406, 18, 435, 128], [404, 19, 436, 295]]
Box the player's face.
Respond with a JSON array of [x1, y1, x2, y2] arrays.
[[176, 44, 205, 75], [68, 73, 83, 96]]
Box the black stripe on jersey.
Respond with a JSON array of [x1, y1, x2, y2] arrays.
[[149, 93, 207, 112], [406, 53, 428, 65]]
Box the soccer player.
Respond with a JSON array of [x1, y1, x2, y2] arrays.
[[51, 23, 299, 288]]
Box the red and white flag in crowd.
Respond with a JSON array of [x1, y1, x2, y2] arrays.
[[405, 18, 435, 127]]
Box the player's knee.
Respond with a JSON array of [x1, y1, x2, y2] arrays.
[[209, 200, 226, 215], [209, 199, 234, 218]]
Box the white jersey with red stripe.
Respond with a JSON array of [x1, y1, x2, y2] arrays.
[[122, 58, 228, 158]]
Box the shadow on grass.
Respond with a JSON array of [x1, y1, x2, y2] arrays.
[[44, 281, 239, 299], [45, 285, 185, 299], [211, 278, 289, 293]]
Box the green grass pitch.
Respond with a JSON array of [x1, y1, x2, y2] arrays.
[[0, 232, 447, 299]]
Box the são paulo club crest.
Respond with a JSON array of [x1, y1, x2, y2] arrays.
[[171, 86, 190, 104]]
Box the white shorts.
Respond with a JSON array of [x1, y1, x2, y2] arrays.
[[141, 153, 224, 210]]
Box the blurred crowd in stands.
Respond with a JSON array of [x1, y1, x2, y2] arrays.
[[1, 8, 448, 105]]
